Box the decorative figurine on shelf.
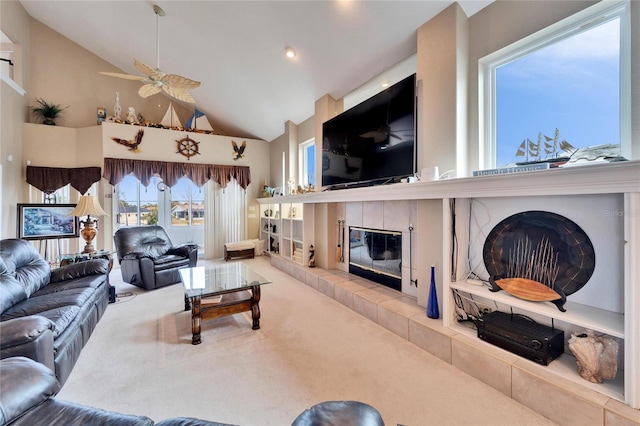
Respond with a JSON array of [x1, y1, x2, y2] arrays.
[[287, 178, 296, 195], [308, 244, 316, 268], [110, 92, 122, 121], [127, 107, 138, 124], [427, 265, 440, 319], [97, 107, 106, 125], [568, 330, 619, 383]]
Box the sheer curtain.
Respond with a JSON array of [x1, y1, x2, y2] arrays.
[[204, 180, 247, 259]]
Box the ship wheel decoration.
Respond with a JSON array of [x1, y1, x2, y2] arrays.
[[176, 135, 201, 160]]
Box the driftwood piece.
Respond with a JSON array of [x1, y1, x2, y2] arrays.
[[494, 277, 562, 301]]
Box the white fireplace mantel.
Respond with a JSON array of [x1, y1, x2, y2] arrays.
[[260, 160, 640, 204]]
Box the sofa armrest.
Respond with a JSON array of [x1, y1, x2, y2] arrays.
[[166, 244, 198, 258], [0, 357, 60, 425], [50, 258, 109, 283], [0, 316, 55, 373], [120, 257, 157, 290]]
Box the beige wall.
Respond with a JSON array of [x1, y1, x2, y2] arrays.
[[21, 122, 271, 247], [1, 0, 30, 239], [416, 3, 468, 178], [0, 10, 270, 241], [27, 19, 195, 130]]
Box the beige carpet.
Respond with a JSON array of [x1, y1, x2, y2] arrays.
[[58, 256, 557, 426]]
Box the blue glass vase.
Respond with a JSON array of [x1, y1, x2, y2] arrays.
[[427, 265, 439, 319]]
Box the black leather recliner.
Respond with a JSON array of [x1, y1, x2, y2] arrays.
[[113, 226, 198, 290]]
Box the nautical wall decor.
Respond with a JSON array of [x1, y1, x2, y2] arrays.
[[111, 129, 144, 153], [232, 140, 246, 160], [483, 210, 595, 312], [176, 135, 201, 160]]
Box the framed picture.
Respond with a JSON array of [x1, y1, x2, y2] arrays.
[[17, 204, 79, 240]]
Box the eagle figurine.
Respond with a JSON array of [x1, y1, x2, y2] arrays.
[[112, 129, 144, 153], [232, 140, 246, 160]]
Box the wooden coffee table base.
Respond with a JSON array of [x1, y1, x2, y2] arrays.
[[186, 285, 261, 345]]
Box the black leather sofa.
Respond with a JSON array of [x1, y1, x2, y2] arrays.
[[0, 357, 232, 426], [114, 226, 198, 290], [0, 238, 110, 386], [0, 357, 384, 426]]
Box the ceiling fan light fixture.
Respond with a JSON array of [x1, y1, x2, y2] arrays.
[[153, 4, 165, 17], [285, 47, 296, 59]]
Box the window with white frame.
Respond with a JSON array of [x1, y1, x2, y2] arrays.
[[116, 175, 161, 226], [170, 177, 204, 227], [299, 138, 315, 188], [480, 1, 630, 169]]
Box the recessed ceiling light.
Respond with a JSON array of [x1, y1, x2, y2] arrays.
[[285, 47, 296, 59], [381, 81, 390, 88]]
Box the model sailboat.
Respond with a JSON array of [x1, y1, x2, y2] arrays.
[[185, 109, 213, 131], [515, 128, 576, 163], [160, 102, 183, 128]]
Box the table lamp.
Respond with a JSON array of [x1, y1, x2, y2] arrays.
[[69, 195, 108, 253]]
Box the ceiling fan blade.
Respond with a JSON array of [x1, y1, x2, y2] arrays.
[[162, 85, 196, 103], [163, 74, 201, 89], [134, 59, 163, 80], [139, 83, 162, 98], [99, 71, 146, 81]]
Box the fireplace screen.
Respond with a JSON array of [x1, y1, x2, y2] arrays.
[[349, 227, 402, 290]]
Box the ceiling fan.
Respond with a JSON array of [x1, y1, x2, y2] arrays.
[[99, 4, 201, 103]]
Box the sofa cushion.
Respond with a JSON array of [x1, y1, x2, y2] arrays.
[[114, 226, 174, 262], [0, 357, 60, 425], [33, 274, 106, 296], [156, 418, 237, 426], [14, 399, 155, 426], [3, 305, 79, 339], [0, 272, 28, 315], [166, 244, 198, 258], [49, 259, 109, 283], [225, 241, 255, 251], [0, 239, 50, 297], [152, 255, 190, 272], [1, 275, 104, 339]]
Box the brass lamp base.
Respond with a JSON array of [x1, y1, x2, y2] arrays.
[[80, 216, 98, 253]]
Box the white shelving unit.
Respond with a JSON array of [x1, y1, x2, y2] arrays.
[[281, 203, 304, 264], [257, 161, 639, 409], [439, 166, 639, 408], [260, 203, 281, 255], [450, 280, 624, 338]]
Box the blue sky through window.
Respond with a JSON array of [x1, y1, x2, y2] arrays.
[[496, 18, 620, 167]]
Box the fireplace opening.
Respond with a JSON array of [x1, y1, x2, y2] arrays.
[[349, 227, 402, 291]]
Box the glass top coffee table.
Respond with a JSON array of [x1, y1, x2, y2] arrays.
[[179, 262, 272, 345]]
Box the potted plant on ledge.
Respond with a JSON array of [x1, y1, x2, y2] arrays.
[[31, 98, 68, 125]]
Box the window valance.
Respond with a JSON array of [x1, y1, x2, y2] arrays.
[[103, 157, 251, 189], [26, 166, 102, 195]]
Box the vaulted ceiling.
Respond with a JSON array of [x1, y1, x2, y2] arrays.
[[20, 1, 492, 142]]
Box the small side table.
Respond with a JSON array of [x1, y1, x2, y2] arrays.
[[58, 250, 115, 303]]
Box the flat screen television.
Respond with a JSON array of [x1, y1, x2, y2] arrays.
[[322, 74, 416, 189]]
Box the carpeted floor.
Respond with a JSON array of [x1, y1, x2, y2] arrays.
[[58, 256, 557, 425]]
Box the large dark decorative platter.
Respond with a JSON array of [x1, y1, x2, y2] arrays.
[[483, 210, 595, 297]]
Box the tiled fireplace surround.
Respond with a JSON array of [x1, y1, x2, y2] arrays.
[[269, 254, 640, 426]]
